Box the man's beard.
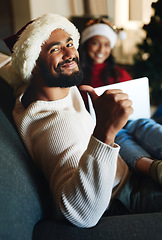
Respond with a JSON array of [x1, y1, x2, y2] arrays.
[[38, 57, 83, 88]]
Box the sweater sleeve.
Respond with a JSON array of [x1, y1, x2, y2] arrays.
[[49, 135, 119, 228]]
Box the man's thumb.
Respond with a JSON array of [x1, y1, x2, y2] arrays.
[[79, 85, 98, 102]]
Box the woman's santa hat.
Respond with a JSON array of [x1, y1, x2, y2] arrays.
[[4, 13, 80, 81], [81, 18, 126, 49], [81, 23, 117, 49]]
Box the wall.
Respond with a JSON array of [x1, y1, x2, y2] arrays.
[[11, 0, 31, 32], [105, 0, 157, 64], [83, 0, 108, 16], [0, 0, 13, 54], [11, 0, 156, 32], [11, 0, 84, 32], [8, 0, 158, 64], [129, 0, 155, 23], [107, 0, 129, 27]]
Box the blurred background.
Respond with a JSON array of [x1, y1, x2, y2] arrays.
[[1, 0, 162, 106], [0, 0, 156, 63]]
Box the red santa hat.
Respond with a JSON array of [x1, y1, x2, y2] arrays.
[[4, 13, 80, 81]]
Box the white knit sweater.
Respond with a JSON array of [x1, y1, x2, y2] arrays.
[[13, 86, 129, 228]]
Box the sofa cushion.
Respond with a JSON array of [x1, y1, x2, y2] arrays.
[[33, 212, 162, 240], [0, 108, 52, 240]]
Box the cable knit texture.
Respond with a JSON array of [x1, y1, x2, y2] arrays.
[[13, 86, 128, 228]]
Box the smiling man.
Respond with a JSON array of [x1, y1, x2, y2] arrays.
[[21, 28, 83, 107], [4, 13, 134, 228]]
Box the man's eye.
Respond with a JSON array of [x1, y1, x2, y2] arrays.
[[50, 48, 59, 53], [67, 43, 73, 47]]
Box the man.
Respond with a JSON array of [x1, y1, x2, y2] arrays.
[[4, 13, 162, 228]]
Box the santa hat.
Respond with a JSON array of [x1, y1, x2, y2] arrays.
[[81, 23, 117, 49], [4, 13, 80, 81]]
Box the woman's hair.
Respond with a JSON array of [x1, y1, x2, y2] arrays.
[[79, 41, 120, 85]]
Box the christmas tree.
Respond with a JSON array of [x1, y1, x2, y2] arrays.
[[133, 0, 162, 105]]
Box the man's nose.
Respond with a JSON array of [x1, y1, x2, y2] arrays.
[[62, 47, 75, 60]]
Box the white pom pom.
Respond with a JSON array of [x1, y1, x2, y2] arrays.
[[119, 30, 127, 40]]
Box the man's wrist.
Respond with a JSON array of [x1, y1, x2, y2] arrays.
[[110, 142, 114, 147]]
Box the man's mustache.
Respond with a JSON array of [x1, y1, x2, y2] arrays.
[[56, 57, 79, 72]]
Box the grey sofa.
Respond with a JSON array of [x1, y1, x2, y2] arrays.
[[0, 76, 162, 240]]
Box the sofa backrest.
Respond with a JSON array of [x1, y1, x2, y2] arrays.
[[0, 77, 53, 240]]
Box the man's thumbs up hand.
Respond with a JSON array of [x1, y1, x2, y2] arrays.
[[79, 85, 133, 146]]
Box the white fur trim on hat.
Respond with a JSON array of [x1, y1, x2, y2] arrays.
[[81, 23, 117, 49], [12, 13, 80, 81]]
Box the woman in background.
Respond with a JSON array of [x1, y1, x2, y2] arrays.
[[79, 18, 131, 90]]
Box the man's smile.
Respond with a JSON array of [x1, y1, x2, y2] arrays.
[[56, 57, 79, 72], [61, 61, 77, 69]]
